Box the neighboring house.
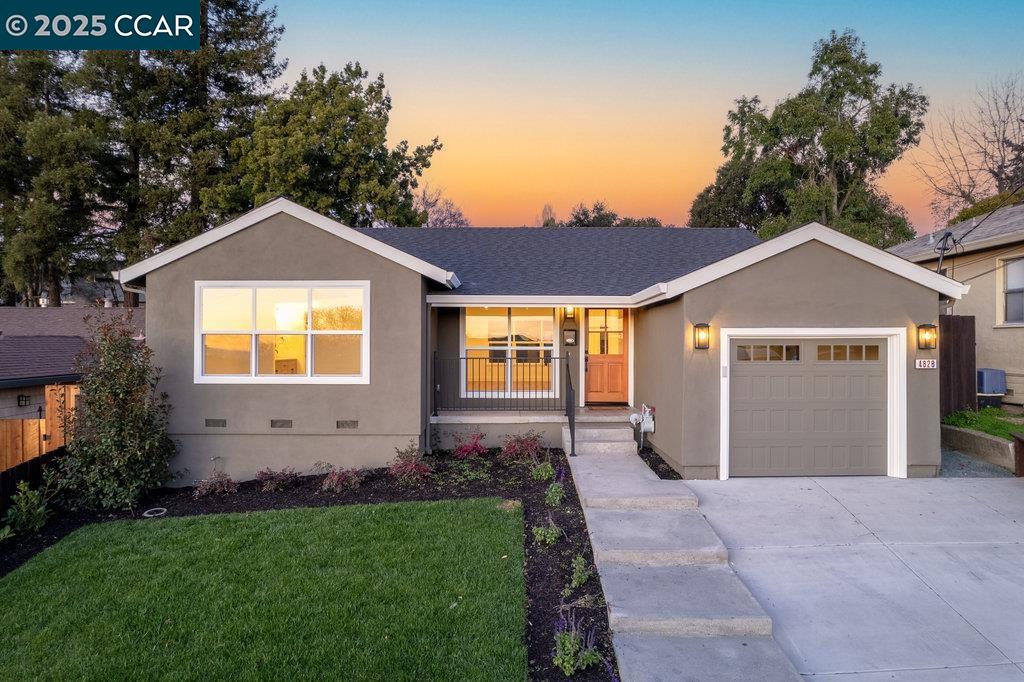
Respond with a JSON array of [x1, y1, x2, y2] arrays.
[[115, 198, 967, 483], [0, 308, 145, 419], [889, 202, 1024, 406]]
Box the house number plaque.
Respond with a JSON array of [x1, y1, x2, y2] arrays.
[[915, 359, 937, 369]]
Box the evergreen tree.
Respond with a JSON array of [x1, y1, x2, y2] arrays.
[[211, 63, 442, 227]]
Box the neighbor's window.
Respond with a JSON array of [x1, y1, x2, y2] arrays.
[[198, 282, 369, 382], [1006, 259, 1024, 323], [464, 307, 555, 394]]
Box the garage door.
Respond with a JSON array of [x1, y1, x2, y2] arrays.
[[730, 339, 887, 476]]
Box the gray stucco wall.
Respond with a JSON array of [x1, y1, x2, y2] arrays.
[[144, 212, 426, 484], [633, 240, 943, 478]]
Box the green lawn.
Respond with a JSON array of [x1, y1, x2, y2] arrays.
[[0, 499, 526, 681], [944, 407, 1024, 442]]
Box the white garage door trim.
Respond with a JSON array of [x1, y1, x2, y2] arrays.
[[719, 327, 908, 480]]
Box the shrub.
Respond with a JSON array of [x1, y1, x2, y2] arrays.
[[545, 481, 565, 506], [321, 467, 365, 493], [453, 430, 487, 459], [193, 470, 239, 499], [569, 553, 593, 590], [531, 460, 555, 481], [255, 467, 300, 492], [389, 440, 432, 484], [499, 430, 545, 463], [50, 313, 176, 511], [532, 515, 561, 546], [4, 481, 49, 534], [552, 609, 602, 676], [0, 525, 12, 543]]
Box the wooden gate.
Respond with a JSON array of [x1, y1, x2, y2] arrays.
[[939, 315, 976, 417], [0, 383, 79, 473]]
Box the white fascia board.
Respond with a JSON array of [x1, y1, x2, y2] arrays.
[[426, 294, 640, 307], [661, 223, 970, 301], [115, 198, 457, 288]]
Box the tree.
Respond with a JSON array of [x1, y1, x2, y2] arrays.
[[150, 0, 286, 245], [212, 63, 442, 227], [50, 313, 175, 511], [0, 52, 101, 306], [539, 203, 558, 227], [689, 30, 926, 248], [564, 201, 618, 227], [615, 216, 664, 227], [915, 75, 1024, 222], [415, 185, 471, 227]]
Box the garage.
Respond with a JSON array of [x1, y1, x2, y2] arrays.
[[729, 338, 887, 476]]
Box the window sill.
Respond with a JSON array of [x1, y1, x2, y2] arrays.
[[194, 376, 369, 385], [993, 323, 1024, 329]]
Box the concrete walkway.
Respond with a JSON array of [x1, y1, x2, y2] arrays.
[[687, 477, 1024, 680], [567, 426, 799, 681]]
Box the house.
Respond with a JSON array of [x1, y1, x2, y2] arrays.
[[0, 308, 144, 419], [889, 202, 1024, 406], [114, 198, 967, 483]]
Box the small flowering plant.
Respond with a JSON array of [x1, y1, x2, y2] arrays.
[[255, 467, 300, 492], [389, 440, 432, 484], [193, 470, 238, 499], [453, 430, 487, 459], [498, 430, 545, 463]]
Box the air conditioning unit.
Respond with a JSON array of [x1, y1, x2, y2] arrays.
[[978, 368, 1007, 408]]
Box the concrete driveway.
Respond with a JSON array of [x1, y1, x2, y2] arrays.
[[687, 477, 1024, 680]]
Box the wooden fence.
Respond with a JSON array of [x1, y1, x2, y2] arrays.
[[939, 314, 977, 417], [0, 383, 78, 474]]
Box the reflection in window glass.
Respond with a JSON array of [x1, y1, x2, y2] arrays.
[[849, 345, 863, 361], [737, 345, 751, 361], [817, 345, 832, 361], [313, 334, 361, 375], [466, 348, 507, 392], [769, 345, 784, 361], [864, 344, 879, 361], [785, 345, 800, 361], [256, 288, 308, 331], [202, 288, 252, 331], [465, 308, 556, 394], [257, 334, 306, 375], [203, 334, 251, 375], [833, 345, 847, 361], [466, 307, 509, 348], [313, 288, 363, 331], [752, 345, 768, 362]]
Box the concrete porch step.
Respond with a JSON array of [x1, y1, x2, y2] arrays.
[[584, 508, 727, 566], [570, 462, 698, 509], [574, 440, 638, 456], [614, 634, 800, 681], [563, 425, 636, 442], [600, 564, 773, 637]]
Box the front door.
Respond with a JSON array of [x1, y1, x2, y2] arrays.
[[585, 308, 628, 403]]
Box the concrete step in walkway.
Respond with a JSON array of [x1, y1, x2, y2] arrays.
[[600, 563, 773, 636], [562, 425, 638, 456], [584, 508, 727, 566], [566, 452, 800, 681], [614, 634, 800, 682]]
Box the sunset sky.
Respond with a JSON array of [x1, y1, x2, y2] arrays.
[[276, 1, 1024, 231]]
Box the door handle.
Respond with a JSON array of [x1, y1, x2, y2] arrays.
[[584, 353, 589, 372]]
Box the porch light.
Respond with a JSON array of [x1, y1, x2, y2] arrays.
[[693, 323, 710, 350], [917, 323, 937, 350], [564, 306, 575, 319]]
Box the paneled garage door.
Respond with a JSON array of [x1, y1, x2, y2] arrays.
[[730, 338, 887, 476]]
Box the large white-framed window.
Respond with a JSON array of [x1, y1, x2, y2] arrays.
[[194, 281, 370, 384], [460, 307, 558, 398]]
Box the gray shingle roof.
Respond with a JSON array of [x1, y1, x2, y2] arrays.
[[0, 336, 84, 386], [0, 307, 144, 338], [353, 227, 761, 295], [888, 202, 1024, 262]]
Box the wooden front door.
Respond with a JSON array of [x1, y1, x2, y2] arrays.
[[585, 309, 628, 403]]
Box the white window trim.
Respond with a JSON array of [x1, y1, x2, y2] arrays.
[[193, 280, 370, 385], [718, 327, 908, 481], [458, 307, 560, 399], [999, 256, 1024, 325]]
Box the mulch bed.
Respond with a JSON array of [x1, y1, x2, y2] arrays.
[[0, 448, 618, 681], [637, 446, 683, 480]]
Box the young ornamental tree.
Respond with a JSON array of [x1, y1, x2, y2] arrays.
[[52, 313, 175, 511]]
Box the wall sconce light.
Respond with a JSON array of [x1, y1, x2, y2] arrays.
[[917, 323, 937, 350], [693, 323, 711, 350], [17, 394, 31, 407], [564, 306, 575, 320]]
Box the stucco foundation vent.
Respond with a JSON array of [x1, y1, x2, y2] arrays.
[[205, 419, 227, 428], [337, 420, 358, 429], [270, 419, 293, 429]]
